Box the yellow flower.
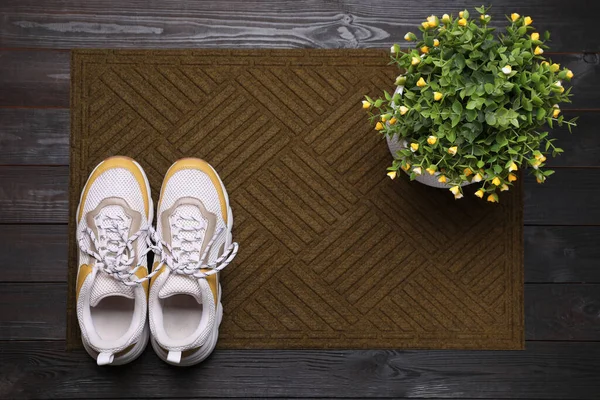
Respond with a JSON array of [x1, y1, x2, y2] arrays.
[[502, 65, 512, 75], [387, 171, 397, 179], [534, 46, 544, 55], [362, 100, 371, 109], [508, 173, 518, 182], [375, 122, 384, 131], [492, 176, 501, 186], [442, 14, 451, 23], [454, 193, 464, 200], [566, 69, 574, 79], [555, 81, 564, 92], [390, 44, 399, 54], [531, 32, 540, 41], [487, 194, 498, 203], [427, 136, 437, 145], [536, 154, 547, 162], [524, 16, 533, 25], [427, 15, 439, 27], [448, 146, 458, 155], [426, 166, 436, 175], [464, 167, 473, 176], [475, 189, 485, 198], [459, 11, 465, 18], [511, 13, 520, 22], [553, 108, 561, 118], [550, 63, 560, 72], [532, 160, 541, 169], [381, 115, 388, 122], [399, 106, 409, 115], [438, 175, 447, 183], [541, 61, 549, 66], [402, 163, 411, 171], [404, 32, 414, 41], [458, 18, 467, 26], [412, 56, 421, 66], [389, 117, 398, 125], [421, 46, 429, 54], [536, 176, 546, 184], [509, 162, 518, 172], [473, 173, 483, 182], [410, 143, 419, 152], [416, 77, 426, 87], [449, 185, 461, 196], [501, 184, 510, 192], [421, 21, 430, 29], [433, 92, 443, 101], [413, 166, 422, 175]]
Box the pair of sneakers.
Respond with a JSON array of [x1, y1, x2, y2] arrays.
[[75, 156, 238, 366]]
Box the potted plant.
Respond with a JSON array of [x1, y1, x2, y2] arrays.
[[363, 6, 576, 202]]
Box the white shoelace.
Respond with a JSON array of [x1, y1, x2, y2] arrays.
[[148, 216, 238, 279], [78, 212, 238, 286], [78, 214, 159, 286]]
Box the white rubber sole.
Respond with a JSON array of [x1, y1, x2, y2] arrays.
[[76, 156, 154, 365], [151, 286, 223, 366]]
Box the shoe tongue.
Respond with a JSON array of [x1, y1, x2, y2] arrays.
[[90, 273, 135, 307], [158, 274, 204, 304]]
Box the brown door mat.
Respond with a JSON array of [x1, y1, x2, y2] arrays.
[[68, 49, 523, 350]]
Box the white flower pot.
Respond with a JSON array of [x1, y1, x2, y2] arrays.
[[387, 85, 472, 188]]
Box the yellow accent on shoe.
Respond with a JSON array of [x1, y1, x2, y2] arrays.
[[78, 156, 150, 222], [159, 158, 228, 223], [76, 264, 93, 299]]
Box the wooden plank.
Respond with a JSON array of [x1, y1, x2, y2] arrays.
[[1, 166, 599, 225], [0, 108, 69, 165], [526, 284, 600, 341], [546, 111, 600, 167], [0, 341, 598, 399], [0, 109, 597, 167], [0, 0, 597, 52], [1, 225, 597, 283], [0, 225, 67, 282], [0, 166, 68, 223], [0, 50, 597, 109], [524, 168, 600, 225], [0, 50, 70, 107], [0, 283, 65, 340], [525, 226, 600, 283], [1, 283, 597, 341]]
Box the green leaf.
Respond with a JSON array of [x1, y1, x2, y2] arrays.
[[493, 165, 503, 174], [477, 160, 485, 168], [452, 100, 463, 114], [485, 112, 497, 125], [447, 130, 457, 143], [536, 108, 546, 121], [484, 83, 494, 94], [374, 99, 383, 107], [466, 99, 478, 110], [450, 114, 461, 128]]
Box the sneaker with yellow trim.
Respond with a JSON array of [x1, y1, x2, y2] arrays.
[[148, 158, 238, 366], [75, 156, 154, 366]]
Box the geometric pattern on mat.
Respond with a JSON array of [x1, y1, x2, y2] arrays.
[[69, 49, 523, 350]]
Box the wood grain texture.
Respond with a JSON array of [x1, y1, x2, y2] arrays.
[[0, 166, 68, 223], [1, 225, 597, 284], [1, 283, 597, 341], [525, 226, 600, 283], [0, 50, 597, 109], [0, 283, 66, 340], [2, 166, 598, 225], [0, 225, 67, 282], [0, 0, 597, 52], [0, 108, 69, 165], [0, 108, 597, 167], [524, 168, 600, 225], [1, 341, 599, 399], [0, 50, 70, 107], [526, 284, 600, 341]]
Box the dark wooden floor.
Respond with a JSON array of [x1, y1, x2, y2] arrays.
[[1, 1, 599, 399]]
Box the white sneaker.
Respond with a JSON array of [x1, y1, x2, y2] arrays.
[[75, 156, 154, 366], [148, 158, 238, 366]]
